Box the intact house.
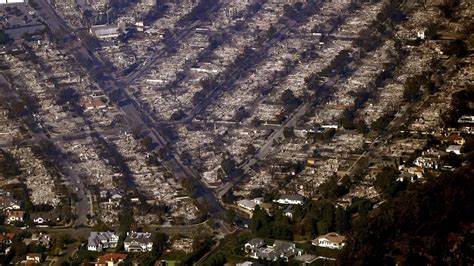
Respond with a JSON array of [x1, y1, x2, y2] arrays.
[[283, 206, 295, 219], [237, 199, 259, 211], [444, 133, 465, 146], [0, 191, 22, 211], [87, 232, 119, 251], [295, 254, 318, 265], [5, 210, 24, 224], [312, 232, 346, 250], [30, 211, 60, 225], [23, 253, 42, 264], [273, 194, 305, 205], [446, 145, 462, 155], [95, 253, 128, 266], [24, 233, 51, 248], [0, 233, 15, 245], [245, 238, 265, 252], [89, 24, 125, 39], [81, 97, 108, 112], [245, 238, 303, 262], [124, 232, 153, 252], [458, 115, 474, 124], [236, 197, 265, 212], [236, 262, 261, 266], [413, 156, 439, 169]]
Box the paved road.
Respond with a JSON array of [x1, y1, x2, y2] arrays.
[[117, 21, 200, 87], [214, 1, 397, 197], [117, 0, 227, 87], [35, 0, 69, 34], [62, 164, 89, 227], [34, 0, 228, 219], [0, 71, 92, 227], [215, 99, 309, 197], [117, 3, 316, 203], [0, 128, 123, 149]]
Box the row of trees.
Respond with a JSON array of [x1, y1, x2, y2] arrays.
[[93, 135, 135, 190], [176, 0, 219, 27], [354, 0, 406, 53], [192, 1, 321, 111], [339, 47, 405, 132], [319, 49, 353, 78], [336, 0, 413, 132], [402, 71, 436, 102], [250, 197, 368, 241]]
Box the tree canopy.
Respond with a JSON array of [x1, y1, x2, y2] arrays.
[[339, 165, 474, 265]]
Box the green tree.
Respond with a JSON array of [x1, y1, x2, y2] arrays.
[[170, 109, 186, 121], [335, 207, 349, 233], [222, 190, 235, 204], [28, 0, 39, 9], [220, 158, 235, 176], [355, 120, 369, 134], [374, 167, 404, 197], [246, 144, 257, 155], [317, 220, 329, 235], [320, 177, 349, 198], [234, 106, 250, 122], [442, 39, 468, 58], [371, 113, 393, 132], [340, 109, 356, 130], [322, 204, 335, 232], [251, 205, 271, 238], [340, 165, 474, 265], [118, 204, 134, 234], [154, 232, 167, 253], [303, 216, 317, 237], [141, 136, 154, 151], [281, 89, 301, 106], [403, 76, 422, 102], [56, 87, 80, 106], [0, 150, 20, 177], [225, 209, 236, 224], [0, 30, 12, 44], [206, 252, 226, 266], [442, 152, 462, 168]]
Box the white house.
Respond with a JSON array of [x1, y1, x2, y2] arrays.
[[284, 206, 295, 219], [0, 0, 25, 4], [458, 115, 474, 124], [236, 262, 260, 266], [87, 232, 119, 251], [244, 238, 265, 259], [245, 239, 303, 261], [25, 253, 41, 264], [89, 24, 123, 39], [124, 232, 153, 252], [0, 198, 21, 210], [274, 194, 305, 205], [0, 191, 22, 211], [413, 157, 439, 169], [312, 232, 346, 250], [30, 212, 59, 225], [237, 199, 257, 211], [446, 145, 462, 155]]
